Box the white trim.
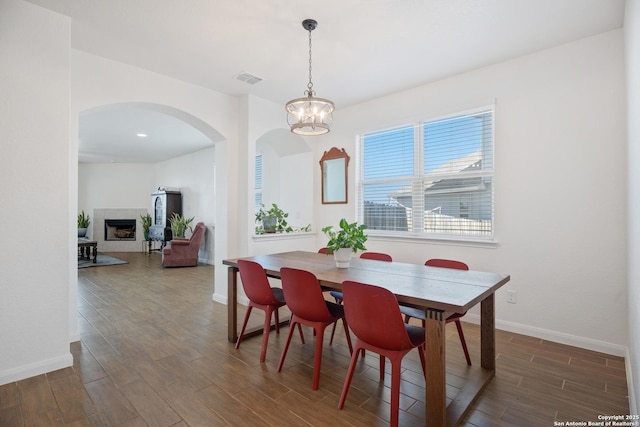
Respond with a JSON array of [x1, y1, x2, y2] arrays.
[[465, 313, 627, 357], [252, 231, 315, 241], [627, 347, 637, 415], [0, 353, 73, 387], [69, 333, 81, 343], [212, 292, 227, 305], [367, 232, 498, 248]]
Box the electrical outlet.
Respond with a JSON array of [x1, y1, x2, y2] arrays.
[[507, 290, 517, 304]]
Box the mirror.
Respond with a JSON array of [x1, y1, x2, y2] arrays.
[[320, 147, 350, 204]]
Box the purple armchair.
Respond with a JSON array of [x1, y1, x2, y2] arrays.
[[162, 222, 206, 267]]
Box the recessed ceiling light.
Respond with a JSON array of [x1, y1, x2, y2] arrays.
[[136, 133, 148, 138]]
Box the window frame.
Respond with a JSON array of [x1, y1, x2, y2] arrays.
[[356, 105, 496, 244]]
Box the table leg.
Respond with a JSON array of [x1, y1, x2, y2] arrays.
[[481, 293, 495, 370], [425, 308, 446, 426], [227, 266, 239, 343]]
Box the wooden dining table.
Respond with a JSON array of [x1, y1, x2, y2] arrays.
[[222, 251, 510, 427]]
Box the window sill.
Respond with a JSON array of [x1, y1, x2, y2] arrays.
[[365, 230, 498, 248], [252, 231, 315, 241]]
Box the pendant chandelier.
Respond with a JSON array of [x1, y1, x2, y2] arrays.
[[286, 19, 334, 136]]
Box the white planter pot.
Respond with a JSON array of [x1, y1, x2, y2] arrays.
[[333, 247, 353, 268]]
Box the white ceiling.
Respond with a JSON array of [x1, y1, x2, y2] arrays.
[[25, 0, 625, 163]]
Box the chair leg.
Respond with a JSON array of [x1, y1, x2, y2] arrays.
[[259, 306, 274, 363], [379, 355, 386, 381], [329, 321, 338, 345], [342, 318, 353, 354], [311, 326, 326, 390], [235, 306, 253, 349], [454, 319, 472, 366], [277, 319, 298, 372], [329, 296, 342, 345], [292, 314, 305, 344], [417, 346, 426, 377], [338, 342, 362, 410], [389, 357, 402, 427]]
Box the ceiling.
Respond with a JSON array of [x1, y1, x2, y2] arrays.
[[25, 0, 625, 163]]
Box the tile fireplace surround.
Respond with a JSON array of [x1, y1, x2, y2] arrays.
[[91, 208, 149, 252]]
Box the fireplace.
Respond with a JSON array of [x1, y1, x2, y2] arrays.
[[105, 219, 136, 241]]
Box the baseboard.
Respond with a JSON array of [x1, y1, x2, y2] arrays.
[[212, 292, 227, 305], [0, 353, 73, 387], [465, 314, 627, 357], [626, 347, 638, 415]]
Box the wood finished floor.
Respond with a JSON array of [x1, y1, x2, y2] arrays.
[[0, 252, 630, 426]]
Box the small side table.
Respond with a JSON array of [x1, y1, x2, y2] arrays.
[[145, 239, 163, 254], [78, 238, 98, 263]]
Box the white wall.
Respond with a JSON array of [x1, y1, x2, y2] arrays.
[[626, 0, 640, 415], [71, 49, 239, 303], [155, 147, 216, 264], [315, 30, 628, 355], [78, 163, 156, 241], [0, 0, 73, 385]]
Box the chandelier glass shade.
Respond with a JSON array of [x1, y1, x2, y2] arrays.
[[286, 19, 334, 136]]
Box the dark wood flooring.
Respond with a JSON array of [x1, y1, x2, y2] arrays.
[[0, 252, 630, 426]]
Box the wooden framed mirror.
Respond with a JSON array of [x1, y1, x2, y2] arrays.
[[320, 147, 350, 204]]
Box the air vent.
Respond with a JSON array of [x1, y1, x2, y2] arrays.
[[235, 72, 263, 85]]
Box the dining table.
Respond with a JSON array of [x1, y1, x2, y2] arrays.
[[222, 251, 510, 427]]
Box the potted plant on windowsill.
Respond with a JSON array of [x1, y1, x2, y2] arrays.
[[255, 203, 293, 234], [169, 213, 195, 239], [140, 213, 152, 241], [322, 218, 368, 268], [78, 210, 90, 238]]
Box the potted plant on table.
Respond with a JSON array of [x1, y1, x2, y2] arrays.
[[140, 213, 152, 241], [169, 213, 195, 239], [322, 218, 368, 268], [255, 203, 293, 234], [77, 210, 90, 238]]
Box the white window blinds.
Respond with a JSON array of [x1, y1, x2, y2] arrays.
[[357, 108, 494, 239]]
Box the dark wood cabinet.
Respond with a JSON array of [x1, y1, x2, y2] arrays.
[[149, 190, 182, 245]]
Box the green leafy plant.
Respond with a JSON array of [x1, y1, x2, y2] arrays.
[[322, 218, 368, 254], [169, 213, 195, 238], [255, 203, 293, 234], [77, 210, 90, 228], [140, 213, 152, 233]]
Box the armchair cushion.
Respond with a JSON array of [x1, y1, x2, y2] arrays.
[[162, 222, 206, 267]]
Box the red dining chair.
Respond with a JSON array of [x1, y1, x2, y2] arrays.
[[400, 258, 472, 365], [329, 251, 392, 347], [235, 259, 302, 362], [318, 247, 328, 254], [338, 280, 426, 427], [277, 267, 353, 390]]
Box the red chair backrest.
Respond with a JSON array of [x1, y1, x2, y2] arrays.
[[425, 258, 469, 270], [237, 259, 281, 305], [280, 268, 333, 322], [190, 222, 207, 242], [318, 247, 328, 254], [360, 252, 392, 262], [342, 281, 416, 351]]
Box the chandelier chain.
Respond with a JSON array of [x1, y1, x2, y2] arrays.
[[307, 28, 314, 95]]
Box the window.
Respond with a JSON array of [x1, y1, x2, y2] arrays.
[[255, 154, 263, 213], [357, 107, 494, 240]]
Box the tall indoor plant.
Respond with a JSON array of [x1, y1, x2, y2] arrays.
[[140, 213, 152, 241], [322, 218, 368, 268], [169, 213, 195, 238]]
